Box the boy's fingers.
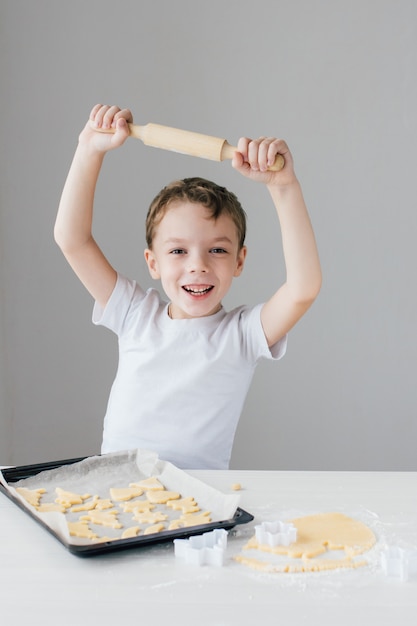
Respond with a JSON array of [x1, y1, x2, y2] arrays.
[[89, 103, 103, 120], [93, 104, 112, 127], [90, 104, 129, 129], [103, 105, 121, 129], [114, 117, 130, 137], [258, 138, 273, 171], [247, 138, 269, 171], [114, 108, 133, 124], [247, 137, 288, 171], [236, 137, 251, 159], [107, 118, 130, 148], [231, 150, 246, 170], [90, 105, 133, 132]]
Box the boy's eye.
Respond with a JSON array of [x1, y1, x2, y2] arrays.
[[210, 248, 227, 254], [170, 249, 186, 255]]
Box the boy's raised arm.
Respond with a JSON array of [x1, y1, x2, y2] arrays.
[[54, 105, 132, 309], [232, 137, 322, 347]]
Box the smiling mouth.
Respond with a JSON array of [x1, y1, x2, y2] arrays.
[[182, 285, 214, 296]]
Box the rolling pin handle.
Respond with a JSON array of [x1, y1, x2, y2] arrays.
[[127, 123, 144, 140]]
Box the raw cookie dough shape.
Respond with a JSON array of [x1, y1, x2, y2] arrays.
[[180, 511, 212, 526], [131, 511, 168, 524], [121, 526, 141, 539], [238, 512, 376, 573], [55, 488, 90, 508], [80, 510, 123, 529], [68, 520, 98, 540], [71, 496, 115, 512], [71, 495, 100, 512], [120, 499, 155, 514], [109, 486, 144, 501], [143, 523, 165, 535], [130, 477, 165, 491], [93, 535, 120, 543], [37, 502, 67, 513], [170, 511, 212, 529], [146, 490, 181, 504], [15, 487, 46, 508], [94, 498, 115, 510], [167, 496, 200, 514]]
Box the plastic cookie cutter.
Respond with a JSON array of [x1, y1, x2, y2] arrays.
[[174, 528, 228, 566], [380, 546, 417, 582], [254, 520, 297, 547]]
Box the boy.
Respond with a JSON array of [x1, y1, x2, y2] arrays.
[[55, 104, 321, 469]]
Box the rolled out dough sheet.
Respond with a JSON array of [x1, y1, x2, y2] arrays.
[[237, 512, 376, 573]]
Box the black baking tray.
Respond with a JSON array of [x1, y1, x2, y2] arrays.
[[0, 456, 254, 556]]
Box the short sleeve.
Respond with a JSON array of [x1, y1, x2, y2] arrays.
[[92, 274, 141, 335], [239, 303, 287, 362]]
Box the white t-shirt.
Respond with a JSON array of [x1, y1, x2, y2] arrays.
[[93, 274, 287, 469]]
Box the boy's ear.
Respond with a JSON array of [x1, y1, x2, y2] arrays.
[[234, 245, 247, 277], [144, 249, 160, 279]]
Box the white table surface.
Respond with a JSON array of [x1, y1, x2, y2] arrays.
[[1, 468, 416, 625]]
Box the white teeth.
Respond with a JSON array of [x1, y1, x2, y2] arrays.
[[184, 286, 212, 294]]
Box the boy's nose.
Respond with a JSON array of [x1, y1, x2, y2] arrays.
[[188, 252, 208, 272]]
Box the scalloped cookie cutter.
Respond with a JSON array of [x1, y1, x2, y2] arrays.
[[254, 520, 297, 547], [380, 546, 417, 581], [174, 529, 228, 566]]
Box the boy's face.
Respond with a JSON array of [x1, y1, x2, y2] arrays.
[[144, 201, 246, 319]]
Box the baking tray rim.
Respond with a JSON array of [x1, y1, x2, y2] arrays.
[[0, 455, 254, 557]]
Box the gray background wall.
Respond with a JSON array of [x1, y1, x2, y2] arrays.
[[1, 0, 416, 469]]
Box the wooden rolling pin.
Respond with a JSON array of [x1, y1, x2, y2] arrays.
[[92, 121, 285, 171]]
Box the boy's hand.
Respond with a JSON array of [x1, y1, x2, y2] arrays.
[[232, 137, 296, 187], [79, 104, 133, 154]]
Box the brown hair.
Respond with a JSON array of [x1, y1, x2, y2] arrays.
[[145, 177, 246, 250]]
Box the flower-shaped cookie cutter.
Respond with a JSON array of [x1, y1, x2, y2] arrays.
[[255, 520, 297, 547], [174, 528, 228, 566], [380, 546, 417, 581]]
